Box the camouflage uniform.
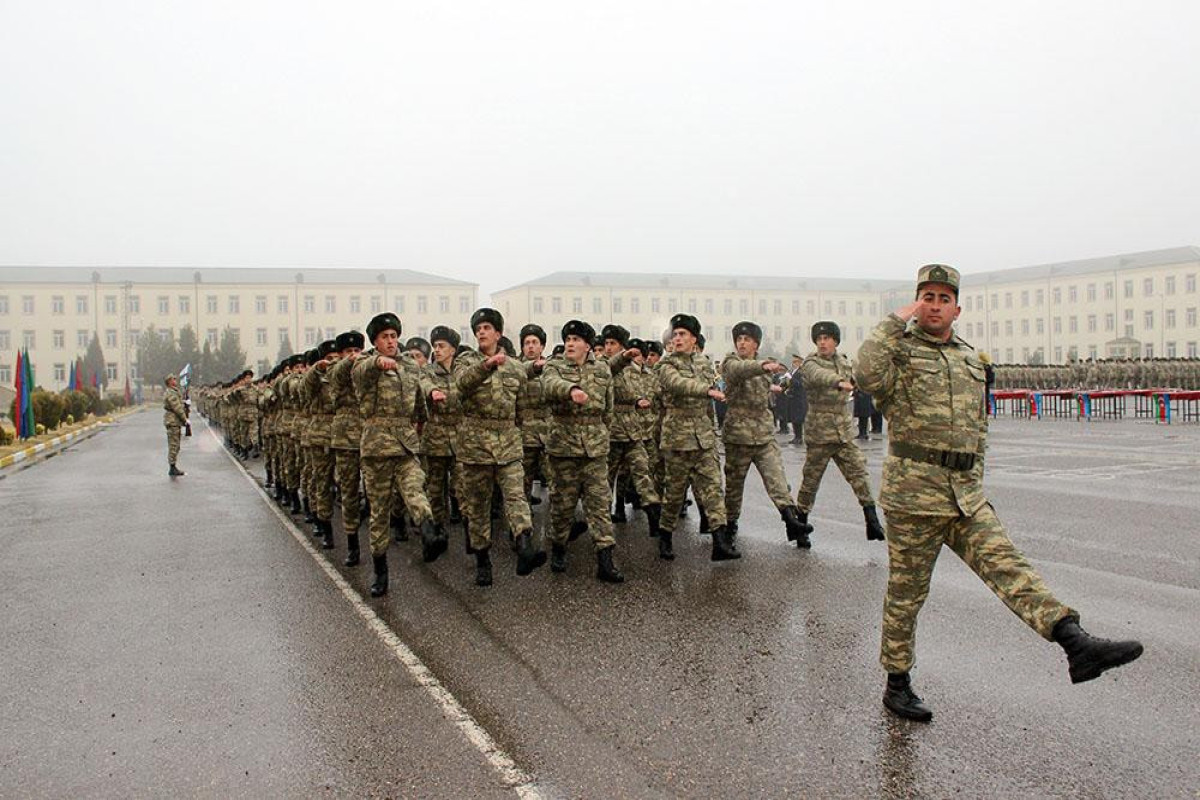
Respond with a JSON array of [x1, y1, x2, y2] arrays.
[[658, 351, 727, 529], [163, 384, 187, 467], [452, 350, 532, 552], [329, 355, 364, 534], [541, 353, 616, 551], [302, 363, 338, 523], [796, 352, 874, 511], [856, 312, 1076, 675], [720, 352, 793, 522], [605, 351, 661, 506], [351, 351, 434, 557], [640, 366, 664, 496], [421, 358, 461, 526], [518, 356, 554, 497]]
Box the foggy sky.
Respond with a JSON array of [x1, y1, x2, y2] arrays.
[[2, 1, 1198, 300]]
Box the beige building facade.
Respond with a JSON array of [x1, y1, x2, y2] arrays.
[[0, 267, 477, 391]]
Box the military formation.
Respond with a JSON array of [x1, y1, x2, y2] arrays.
[[991, 358, 1200, 390], [186, 265, 1145, 722]]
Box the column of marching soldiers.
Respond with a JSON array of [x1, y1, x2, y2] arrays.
[[194, 308, 885, 597], [991, 358, 1200, 390]]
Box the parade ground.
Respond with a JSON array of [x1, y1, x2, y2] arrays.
[[1, 410, 1196, 798]]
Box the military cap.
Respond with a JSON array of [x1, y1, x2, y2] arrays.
[[645, 340, 664, 356], [317, 339, 338, 358], [626, 337, 646, 356], [561, 319, 596, 343], [405, 337, 431, 359], [811, 321, 841, 344], [519, 323, 547, 346], [732, 321, 762, 344], [241, 368, 254, 378], [470, 307, 504, 334], [305, 348, 321, 366], [916, 263, 961, 295], [601, 324, 630, 347], [551, 344, 566, 357], [163, 374, 177, 386], [366, 312, 402, 342], [335, 330, 365, 351], [670, 313, 701, 338], [498, 336, 516, 357], [430, 325, 461, 349]]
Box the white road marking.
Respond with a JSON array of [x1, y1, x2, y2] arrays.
[[208, 424, 544, 799]]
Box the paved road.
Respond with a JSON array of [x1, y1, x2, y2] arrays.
[[2, 410, 1196, 798]]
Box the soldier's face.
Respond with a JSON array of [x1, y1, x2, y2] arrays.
[[432, 340, 455, 366], [735, 334, 758, 359], [564, 335, 589, 363], [671, 328, 696, 354], [376, 329, 401, 357], [340, 346, 362, 359], [475, 322, 499, 353], [647, 351, 661, 365], [408, 349, 428, 367], [522, 336, 544, 359], [603, 339, 622, 357], [914, 284, 961, 339], [815, 335, 837, 357]]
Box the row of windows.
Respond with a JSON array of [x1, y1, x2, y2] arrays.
[[0, 363, 122, 384], [962, 273, 1200, 313], [527, 296, 881, 319], [958, 307, 1200, 341], [0, 293, 474, 317]]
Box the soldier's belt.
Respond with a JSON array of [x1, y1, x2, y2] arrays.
[[519, 409, 551, 419], [889, 442, 976, 471], [463, 416, 516, 430], [552, 412, 605, 422]]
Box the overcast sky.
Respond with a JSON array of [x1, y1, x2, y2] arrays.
[[2, 1, 1198, 300]]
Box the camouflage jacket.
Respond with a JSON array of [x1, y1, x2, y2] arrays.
[[452, 350, 525, 465], [301, 362, 338, 447], [855, 314, 988, 517], [639, 366, 662, 442], [518, 357, 552, 449], [800, 352, 856, 445], [258, 381, 278, 436], [238, 384, 260, 422], [351, 352, 426, 458], [278, 372, 304, 438], [720, 352, 776, 446], [328, 355, 362, 451], [658, 351, 718, 451], [421, 360, 460, 457], [163, 386, 187, 428], [604, 352, 648, 442], [541, 353, 613, 458]]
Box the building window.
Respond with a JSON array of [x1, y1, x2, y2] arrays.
[[651, 298, 660, 314], [533, 297, 543, 314], [631, 298, 640, 314], [54, 363, 66, 383], [1104, 314, 1114, 332], [22, 330, 34, 349], [304, 327, 317, 346], [1067, 286, 1077, 303], [1104, 282, 1114, 300], [594, 298, 603, 314], [228, 295, 240, 314], [1086, 284, 1096, 302], [1004, 320, 1013, 336], [549, 297, 561, 314], [1052, 288, 1061, 305], [104, 296, 117, 314], [1187, 308, 1197, 328], [855, 301, 863, 316], [992, 294, 1001, 309], [791, 300, 800, 315], [1144, 343, 1154, 358], [774, 326, 783, 341], [1036, 319, 1044, 335], [990, 322, 999, 338], [158, 296, 170, 314], [775, 300, 784, 316], [304, 295, 315, 313], [1124, 280, 1133, 299], [1088, 345, 1098, 360], [1087, 315, 1096, 333], [22, 296, 35, 314], [838, 301, 846, 315], [370, 296, 381, 313], [127, 329, 140, 346], [51, 295, 64, 314], [870, 302, 877, 316], [349, 296, 361, 314], [1167, 342, 1177, 357], [325, 296, 336, 314], [0, 366, 9, 384], [76, 296, 88, 315], [1125, 309, 1134, 322], [460, 296, 471, 313], [325, 327, 336, 340], [823, 301, 832, 315], [256, 295, 268, 314], [106, 329, 117, 348], [1143, 278, 1154, 297], [1021, 291, 1029, 307], [106, 363, 117, 382], [724, 299, 733, 315], [1068, 316, 1078, 334], [256, 328, 268, 346], [207, 329, 218, 347], [278, 328, 289, 344], [1053, 317, 1062, 334], [1188, 342, 1197, 358], [573, 297, 583, 313], [1021, 319, 1030, 335], [1005, 348, 1013, 362], [179, 296, 190, 314], [1054, 347, 1063, 363], [53, 330, 64, 349], [77, 330, 89, 349], [0, 296, 7, 315], [1165, 309, 1176, 329], [1036, 289, 1044, 306], [1004, 292, 1012, 309], [437, 295, 449, 313], [394, 297, 405, 313], [668, 298, 678, 313], [706, 299, 715, 315], [1143, 311, 1154, 329], [278, 296, 289, 314], [687, 299, 697, 313], [612, 298, 622, 314], [1166, 276, 1176, 295], [207, 295, 218, 314], [1187, 274, 1197, 294], [0, 330, 8, 349], [418, 296, 428, 314]]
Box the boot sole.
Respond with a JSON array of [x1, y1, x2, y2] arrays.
[[1070, 642, 1144, 683]]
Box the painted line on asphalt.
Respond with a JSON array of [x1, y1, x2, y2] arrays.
[[206, 423, 544, 799]]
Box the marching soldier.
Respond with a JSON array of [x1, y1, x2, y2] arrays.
[[601, 325, 662, 533], [163, 374, 187, 477], [423, 325, 463, 551], [656, 313, 739, 562], [351, 313, 445, 597], [454, 308, 546, 586], [856, 264, 1143, 721], [540, 320, 625, 582], [406, 337, 431, 368], [517, 323, 553, 505], [719, 321, 811, 546], [302, 340, 340, 547], [796, 321, 885, 544], [329, 330, 365, 564]]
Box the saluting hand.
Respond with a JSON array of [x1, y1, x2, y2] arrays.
[[485, 353, 507, 370], [636, 398, 651, 409], [895, 299, 923, 320], [570, 387, 589, 405], [377, 356, 398, 371], [431, 389, 447, 403]]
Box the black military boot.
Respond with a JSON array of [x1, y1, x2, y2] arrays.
[[312, 517, 323, 537], [290, 490, 302, 515], [515, 530, 547, 576], [320, 519, 334, 550], [344, 532, 361, 567], [421, 519, 448, 563], [781, 506, 813, 547], [474, 548, 493, 587], [550, 543, 567, 573], [264, 470, 273, 488], [369, 554, 389, 597], [1052, 617, 1144, 683], [794, 509, 813, 548], [883, 673, 933, 722], [727, 520, 739, 544], [611, 496, 627, 524], [658, 528, 675, 560], [448, 496, 462, 524], [710, 525, 741, 561], [569, 520, 589, 542], [596, 546, 625, 583], [464, 524, 475, 555], [698, 503, 710, 534], [645, 503, 662, 538], [168, 464, 185, 477], [628, 488, 643, 511], [864, 504, 886, 541], [392, 514, 409, 542], [303, 497, 314, 524]]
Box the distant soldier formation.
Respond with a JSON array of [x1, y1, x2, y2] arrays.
[[187, 264, 1144, 722], [992, 358, 1200, 391]]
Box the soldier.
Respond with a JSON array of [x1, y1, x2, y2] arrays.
[[656, 313, 739, 561], [423, 325, 463, 551], [540, 320, 625, 582], [454, 308, 546, 586], [406, 337, 431, 368], [720, 321, 810, 546], [856, 264, 1143, 722], [352, 313, 445, 597], [642, 340, 666, 498], [302, 340, 340, 547], [329, 330, 365, 564], [517, 323, 553, 505], [796, 321, 885, 544], [601, 325, 663, 532], [163, 374, 187, 477]]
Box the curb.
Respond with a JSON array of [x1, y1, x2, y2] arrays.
[[0, 407, 143, 470]]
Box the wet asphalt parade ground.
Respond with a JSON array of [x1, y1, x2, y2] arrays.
[[1, 409, 1196, 798]]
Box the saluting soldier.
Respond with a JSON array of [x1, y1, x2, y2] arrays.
[[540, 320, 625, 582], [856, 264, 1143, 722], [163, 374, 187, 477], [719, 321, 811, 546], [278, 356, 307, 515], [517, 323, 553, 505], [351, 313, 445, 597], [796, 321, 885, 544], [453, 308, 546, 586], [328, 330, 366, 565], [656, 313, 739, 562]]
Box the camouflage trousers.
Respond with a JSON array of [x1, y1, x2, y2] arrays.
[[724, 441, 793, 522], [661, 446, 727, 531], [645, 435, 663, 497], [334, 448, 362, 532], [880, 506, 1076, 674], [307, 445, 336, 521], [282, 435, 301, 491], [361, 454, 432, 556], [796, 441, 874, 512], [300, 443, 315, 506], [550, 455, 616, 551], [523, 445, 553, 497], [459, 461, 531, 552], [165, 424, 181, 466], [425, 454, 461, 526], [607, 439, 661, 506]]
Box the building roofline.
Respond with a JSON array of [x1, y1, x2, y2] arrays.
[[0, 266, 476, 287]]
